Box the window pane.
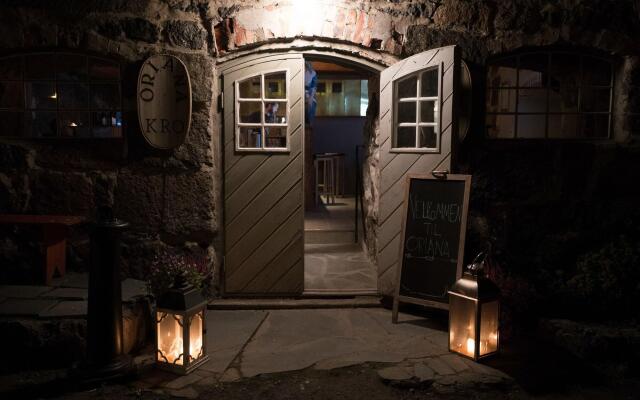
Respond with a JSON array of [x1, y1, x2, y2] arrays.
[[550, 53, 579, 87], [239, 76, 261, 99], [265, 101, 286, 124], [582, 57, 611, 86], [58, 84, 89, 109], [25, 54, 54, 80], [420, 69, 438, 97], [548, 114, 578, 138], [486, 114, 515, 138], [419, 126, 436, 148], [397, 76, 417, 98], [91, 84, 120, 109], [518, 54, 547, 87], [420, 100, 436, 123], [580, 87, 611, 112], [0, 81, 24, 108], [265, 126, 286, 148], [239, 101, 262, 123], [579, 114, 609, 138], [0, 56, 22, 80], [517, 114, 546, 138], [92, 111, 123, 138], [89, 57, 120, 81], [56, 54, 87, 81], [397, 101, 416, 123], [25, 82, 57, 109], [25, 111, 57, 137], [0, 111, 23, 137], [238, 126, 262, 148], [549, 87, 578, 113], [264, 72, 286, 99], [517, 88, 547, 113], [396, 126, 416, 147], [486, 89, 516, 113], [487, 57, 517, 87], [59, 112, 90, 137]]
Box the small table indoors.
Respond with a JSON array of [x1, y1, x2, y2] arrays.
[[0, 214, 86, 285]]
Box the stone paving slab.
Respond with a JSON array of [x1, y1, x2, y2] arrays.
[[39, 287, 88, 300], [39, 300, 87, 318], [0, 298, 57, 316], [51, 272, 89, 288], [0, 285, 53, 298]]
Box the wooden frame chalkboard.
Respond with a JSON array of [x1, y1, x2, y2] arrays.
[[392, 173, 471, 323]]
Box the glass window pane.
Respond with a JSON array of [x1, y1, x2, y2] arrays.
[[239, 101, 262, 123], [188, 312, 205, 363], [420, 69, 438, 97], [548, 87, 578, 113], [25, 82, 57, 109], [548, 114, 578, 138], [156, 313, 184, 366], [0, 81, 24, 108], [518, 54, 548, 87], [239, 75, 261, 98], [59, 112, 90, 138], [517, 114, 546, 138], [0, 56, 23, 80], [550, 53, 579, 87], [398, 101, 416, 123], [419, 126, 436, 148], [395, 126, 416, 147], [265, 126, 286, 148], [92, 111, 123, 138], [89, 57, 120, 81], [0, 111, 23, 137], [449, 295, 477, 358], [397, 76, 417, 98], [264, 72, 286, 99], [25, 111, 57, 137], [479, 301, 499, 356], [265, 101, 286, 124], [579, 114, 609, 138], [420, 101, 436, 123], [487, 57, 517, 87], [238, 126, 262, 148], [582, 57, 611, 86], [486, 114, 515, 138], [25, 54, 54, 80], [486, 89, 516, 113], [58, 84, 88, 109], [580, 87, 611, 112], [90, 83, 120, 109], [56, 54, 87, 81], [517, 88, 547, 113]]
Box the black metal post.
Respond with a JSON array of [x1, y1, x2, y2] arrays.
[[354, 145, 359, 243]]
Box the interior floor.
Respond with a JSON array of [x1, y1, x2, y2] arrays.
[[304, 196, 377, 293]]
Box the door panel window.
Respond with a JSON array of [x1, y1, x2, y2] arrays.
[[235, 70, 289, 151]]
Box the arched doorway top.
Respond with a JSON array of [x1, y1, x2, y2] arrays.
[[216, 38, 399, 73]]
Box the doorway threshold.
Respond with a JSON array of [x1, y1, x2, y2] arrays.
[[208, 295, 381, 310]]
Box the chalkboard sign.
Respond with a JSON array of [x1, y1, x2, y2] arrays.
[[392, 173, 471, 322]]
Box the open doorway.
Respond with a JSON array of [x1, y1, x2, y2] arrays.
[[303, 58, 377, 295]]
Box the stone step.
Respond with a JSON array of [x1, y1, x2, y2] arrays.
[[208, 296, 382, 310], [304, 229, 359, 244]]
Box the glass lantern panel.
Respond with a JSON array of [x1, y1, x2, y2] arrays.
[[188, 311, 205, 362], [157, 312, 185, 365], [479, 300, 499, 356], [449, 294, 477, 358]]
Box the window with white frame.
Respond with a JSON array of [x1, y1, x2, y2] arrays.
[[486, 51, 613, 139], [235, 70, 289, 151], [393, 67, 440, 151]]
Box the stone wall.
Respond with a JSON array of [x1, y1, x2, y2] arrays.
[[0, 1, 639, 311]]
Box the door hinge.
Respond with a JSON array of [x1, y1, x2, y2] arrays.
[[218, 93, 224, 111]]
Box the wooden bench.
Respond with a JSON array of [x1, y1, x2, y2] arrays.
[[0, 214, 86, 285]]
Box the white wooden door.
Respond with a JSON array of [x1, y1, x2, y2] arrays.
[[220, 53, 305, 295], [377, 46, 460, 295]]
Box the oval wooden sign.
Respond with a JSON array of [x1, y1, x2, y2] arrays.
[[137, 54, 192, 150]]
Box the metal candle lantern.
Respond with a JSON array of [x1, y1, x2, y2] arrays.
[[155, 272, 209, 374], [448, 252, 500, 361]]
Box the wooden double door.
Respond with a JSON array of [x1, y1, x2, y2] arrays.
[[220, 46, 459, 296]]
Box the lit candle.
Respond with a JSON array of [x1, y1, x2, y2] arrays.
[[466, 338, 475, 355]]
